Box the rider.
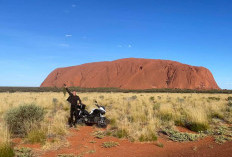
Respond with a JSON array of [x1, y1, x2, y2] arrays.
[[64, 84, 82, 127]]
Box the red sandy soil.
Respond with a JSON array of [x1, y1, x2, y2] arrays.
[[41, 58, 219, 90], [14, 126, 232, 157]]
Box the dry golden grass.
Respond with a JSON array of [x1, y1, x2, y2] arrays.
[[0, 123, 10, 144], [0, 92, 232, 143]]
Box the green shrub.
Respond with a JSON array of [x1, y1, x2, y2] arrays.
[[14, 147, 33, 157], [185, 122, 209, 132], [163, 129, 205, 142], [206, 124, 232, 144], [215, 135, 231, 144], [0, 143, 14, 157], [4, 104, 45, 136], [149, 96, 155, 101], [26, 130, 46, 144]]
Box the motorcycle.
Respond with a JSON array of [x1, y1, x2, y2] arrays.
[[76, 101, 110, 128]]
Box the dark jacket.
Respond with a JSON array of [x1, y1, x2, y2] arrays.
[[66, 88, 82, 108]]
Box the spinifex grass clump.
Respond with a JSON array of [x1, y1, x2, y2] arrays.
[[155, 142, 164, 148], [113, 129, 129, 139], [14, 147, 33, 157], [4, 104, 45, 136], [93, 131, 105, 139], [26, 129, 46, 144], [139, 132, 157, 142], [102, 141, 119, 148], [0, 143, 14, 157]]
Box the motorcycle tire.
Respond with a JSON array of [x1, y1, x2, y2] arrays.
[[97, 118, 107, 128]]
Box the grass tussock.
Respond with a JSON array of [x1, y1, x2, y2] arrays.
[[0, 123, 14, 157], [155, 142, 164, 148], [14, 147, 33, 157], [102, 141, 119, 148], [26, 129, 46, 144], [93, 131, 105, 139], [0, 143, 14, 157]]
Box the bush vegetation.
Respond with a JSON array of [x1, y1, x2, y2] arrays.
[[0, 86, 232, 94], [0, 92, 232, 146], [0, 143, 14, 157], [4, 104, 45, 136]]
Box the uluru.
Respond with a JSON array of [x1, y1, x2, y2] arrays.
[[41, 58, 220, 90]]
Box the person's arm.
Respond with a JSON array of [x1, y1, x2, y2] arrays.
[[95, 101, 100, 108], [64, 84, 72, 96]]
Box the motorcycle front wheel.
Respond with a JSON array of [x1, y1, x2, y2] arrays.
[[97, 118, 108, 128]]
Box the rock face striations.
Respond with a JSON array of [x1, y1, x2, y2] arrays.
[[41, 58, 220, 90]]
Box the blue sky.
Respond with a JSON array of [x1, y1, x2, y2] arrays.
[[0, 0, 231, 89]]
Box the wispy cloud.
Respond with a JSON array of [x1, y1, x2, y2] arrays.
[[117, 44, 132, 48], [65, 34, 72, 37], [59, 43, 70, 47], [72, 4, 76, 8]]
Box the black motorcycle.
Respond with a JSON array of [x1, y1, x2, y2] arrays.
[[76, 101, 109, 128]]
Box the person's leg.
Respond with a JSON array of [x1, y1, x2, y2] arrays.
[[69, 108, 74, 127], [74, 109, 79, 125]]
